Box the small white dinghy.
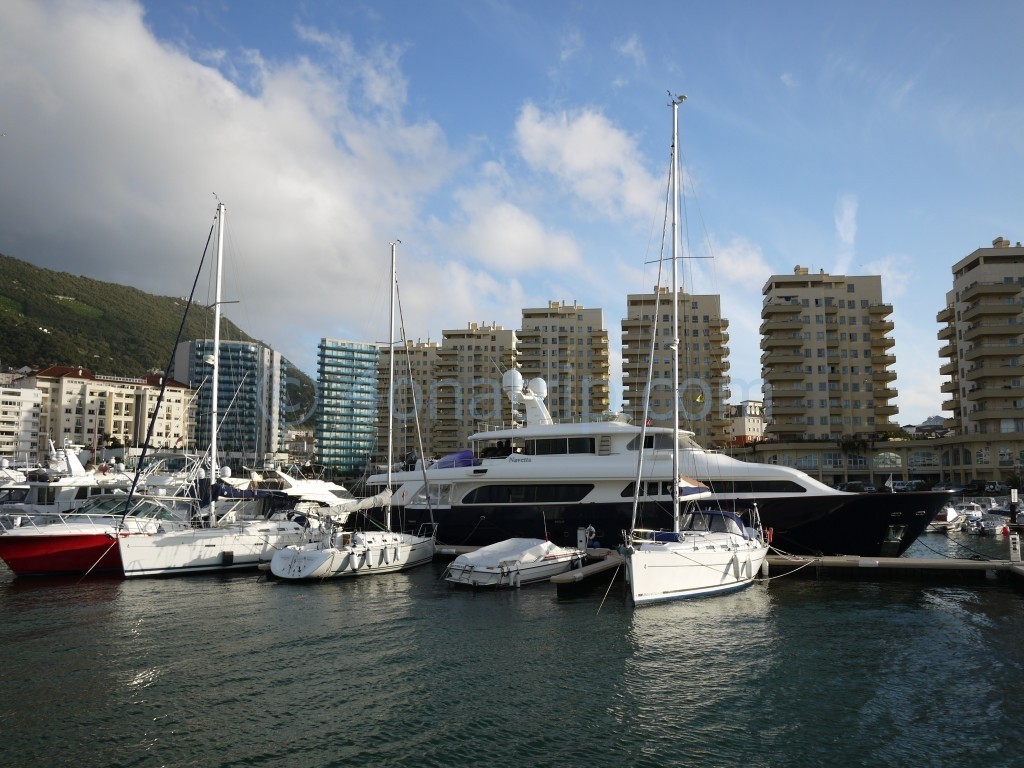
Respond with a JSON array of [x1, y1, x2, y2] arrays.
[[444, 538, 585, 588]]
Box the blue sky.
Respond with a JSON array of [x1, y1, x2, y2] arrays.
[[1, 0, 1022, 426]]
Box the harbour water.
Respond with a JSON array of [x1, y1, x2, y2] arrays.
[[2, 532, 1023, 768]]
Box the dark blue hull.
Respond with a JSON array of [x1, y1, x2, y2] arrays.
[[384, 490, 949, 558]]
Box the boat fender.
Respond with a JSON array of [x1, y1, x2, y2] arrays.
[[765, 527, 773, 545]]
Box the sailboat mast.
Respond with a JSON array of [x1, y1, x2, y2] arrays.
[[670, 94, 685, 532], [386, 241, 399, 529], [210, 202, 224, 520]]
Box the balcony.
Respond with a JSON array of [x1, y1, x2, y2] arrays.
[[761, 334, 804, 350], [764, 368, 806, 381], [876, 403, 899, 417], [935, 304, 955, 323], [871, 334, 896, 350], [759, 317, 804, 334], [761, 350, 805, 367], [967, 385, 1022, 401], [869, 318, 895, 334], [941, 398, 959, 411], [937, 325, 955, 341], [962, 301, 1022, 323], [872, 368, 897, 382], [939, 360, 959, 376], [868, 302, 894, 317], [872, 353, 896, 367], [963, 321, 1022, 341], [965, 363, 1023, 382], [762, 299, 803, 316], [768, 403, 807, 416], [963, 342, 1022, 361], [960, 280, 1021, 303], [938, 343, 957, 358], [968, 405, 1024, 421], [940, 379, 959, 394]]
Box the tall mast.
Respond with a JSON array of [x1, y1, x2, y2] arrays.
[[210, 202, 224, 520], [387, 241, 399, 529], [670, 93, 686, 531]]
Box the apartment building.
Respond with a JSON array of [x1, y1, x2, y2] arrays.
[[0, 386, 42, 464], [17, 366, 192, 460], [374, 339, 442, 469], [517, 300, 611, 422], [432, 322, 517, 455], [621, 287, 731, 446], [937, 236, 1024, 436], [316, 339, 380, 477], [760, 266, 898, 442], [725, 399, 764, 447], [170, 340, 284, 467]]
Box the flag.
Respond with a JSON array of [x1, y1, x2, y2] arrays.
[[884, 474, 893, 492]]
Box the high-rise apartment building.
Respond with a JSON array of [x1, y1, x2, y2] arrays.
[[517, 300, 610, 422], [937, 236, 1024, 435], [171, 340, 283, 467], [760, 266, 898, 441], [374, 339, 441, 469], [621, 287, 731, 446], [316, 339, 380, 477], [433, 322, 517, 455]]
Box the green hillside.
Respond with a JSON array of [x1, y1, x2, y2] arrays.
[[0, 252, 255, 373], [0, 253, 316, 427]]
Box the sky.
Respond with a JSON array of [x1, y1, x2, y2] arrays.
[[1, 0, 1022, 427]]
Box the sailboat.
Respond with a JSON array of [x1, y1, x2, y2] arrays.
[[269, 241, 436, 581], [117, 202, 314, 577], [619, 94, 769, 605]]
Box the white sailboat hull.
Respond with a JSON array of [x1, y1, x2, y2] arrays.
[[270, 530, 435, 580], [118, 520, 310, 577], [624, 533, 768, 605]]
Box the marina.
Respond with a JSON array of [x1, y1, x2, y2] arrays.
[[2, 530, 1023, 768]]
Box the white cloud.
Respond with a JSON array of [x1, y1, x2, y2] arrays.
[[514, 103, 661, 223], [614, 34, 646, 68], [560, 28, 583, 62], [0, 0, 462, 373], [781, 72, 798, 88], [833, 193, 858, 274]]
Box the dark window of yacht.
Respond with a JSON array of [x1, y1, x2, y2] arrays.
[[704, 480, 808, 494], [626, 433, 678, 451], [620, 481, 676, 498], [526, 437, 595, 456], [461, 484, 594, 504]]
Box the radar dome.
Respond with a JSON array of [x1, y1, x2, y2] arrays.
[[527, 377, 548, 400], [502, 369, 524, 393], [220, 465, 232, 479]]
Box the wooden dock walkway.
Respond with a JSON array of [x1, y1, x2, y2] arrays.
[[764, 553, 1024, 584]]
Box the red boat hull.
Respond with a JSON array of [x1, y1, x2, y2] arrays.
[[0, 531, 122, 576]]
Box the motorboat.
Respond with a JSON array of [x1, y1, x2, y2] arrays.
[[0, 440, 135, 523], [0, 493, 196, 576], [443, 537, 585, 588], [926, 504, 965, 534], [964, 514, 1010, 536]]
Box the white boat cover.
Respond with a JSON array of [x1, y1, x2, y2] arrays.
[[453, 537, 577, 567]]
